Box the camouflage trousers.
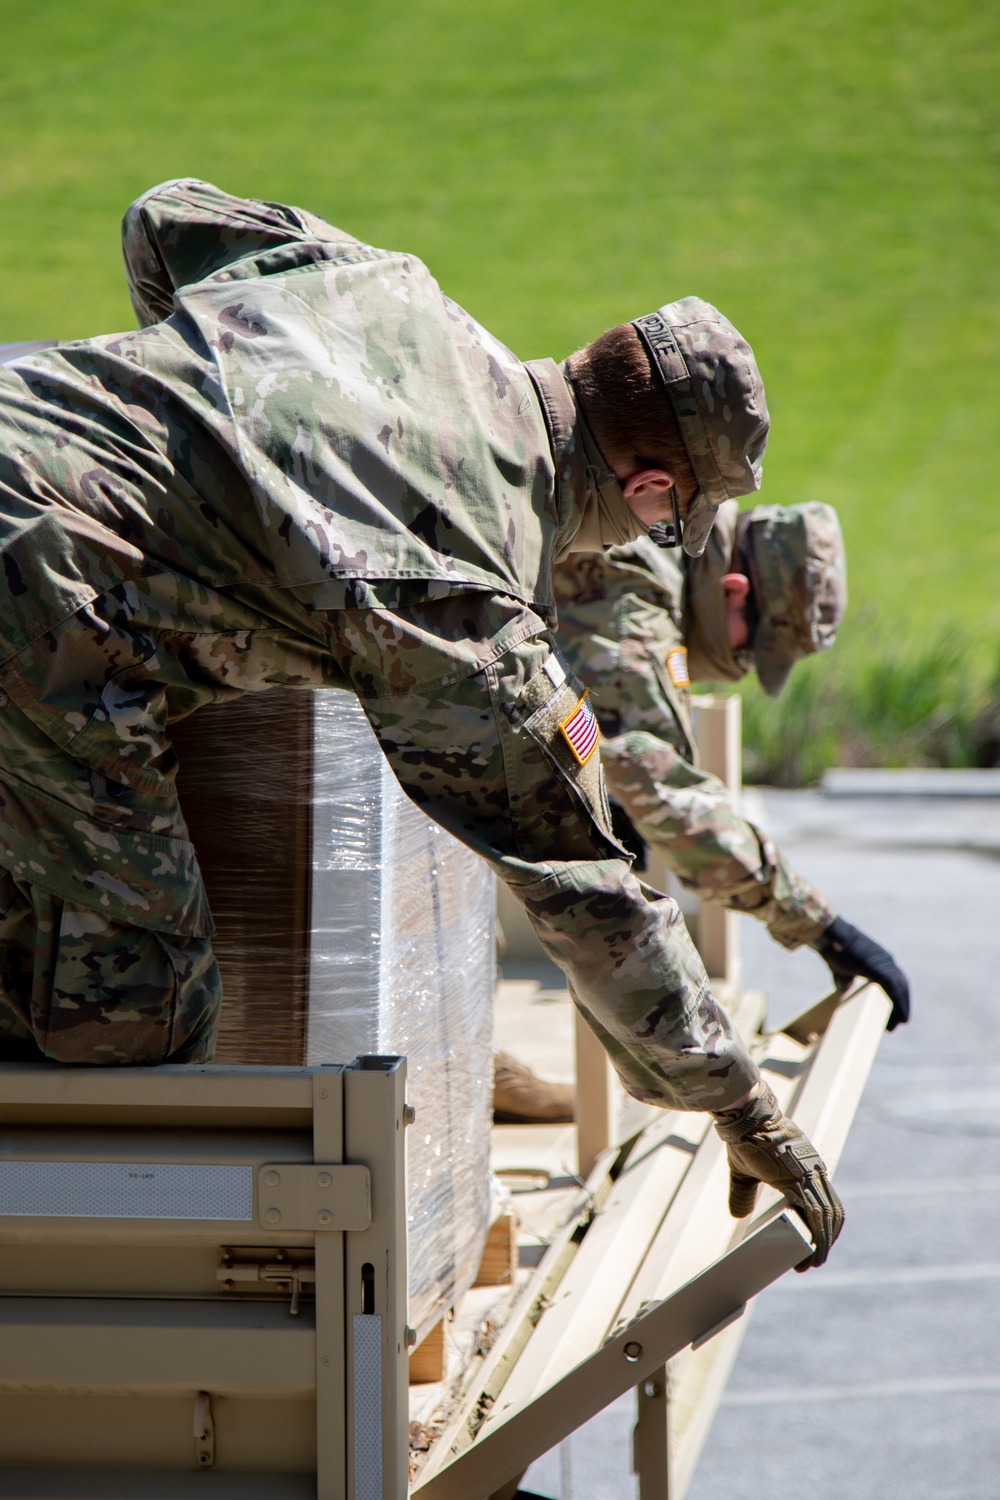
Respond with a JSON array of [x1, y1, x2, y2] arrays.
[[0, 869, 220, 1064]]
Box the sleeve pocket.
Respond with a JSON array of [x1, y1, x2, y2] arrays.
[[520, 667, 633, 862]]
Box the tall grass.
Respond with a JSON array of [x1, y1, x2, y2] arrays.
[[1, 0, 998, 649], [732, 622, 992, 786], [1, 0, 997, 726]]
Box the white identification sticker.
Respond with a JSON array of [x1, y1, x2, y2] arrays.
[[544, 653, 567, 688]]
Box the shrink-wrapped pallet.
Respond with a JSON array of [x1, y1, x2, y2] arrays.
[[173, 688, 495, 1337]]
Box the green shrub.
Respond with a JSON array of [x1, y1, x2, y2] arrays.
[[709, 623, 987, 786]]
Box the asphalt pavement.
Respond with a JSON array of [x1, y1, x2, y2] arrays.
[[523, 789, 1000, 1500]]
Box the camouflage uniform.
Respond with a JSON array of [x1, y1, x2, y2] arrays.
[[0, 179, 768, 1108], [553, 502, 846, 948]]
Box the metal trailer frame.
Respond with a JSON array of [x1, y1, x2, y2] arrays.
[[0, 980, 887, 1498], [0, 1055, 409, 1498]]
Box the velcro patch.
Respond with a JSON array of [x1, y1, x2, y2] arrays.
[[666, 647, 690, 687], [558, 692, 600, 766]]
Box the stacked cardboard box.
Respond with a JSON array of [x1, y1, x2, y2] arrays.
[[173, 688, 494, 1335]]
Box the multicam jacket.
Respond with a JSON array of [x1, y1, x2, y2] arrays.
[[0, 179, 757, 1108], [552, 533, 835, 948]]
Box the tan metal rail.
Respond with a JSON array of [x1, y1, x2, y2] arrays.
[[413, 982, 888, 1500]]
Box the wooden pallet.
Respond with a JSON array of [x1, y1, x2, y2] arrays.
[[409, 1209, 520, 1385]]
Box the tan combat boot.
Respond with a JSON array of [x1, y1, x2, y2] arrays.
[[492, 1050, 575, 1124]]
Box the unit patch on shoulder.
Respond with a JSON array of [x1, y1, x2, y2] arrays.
[[559, 692, 600, 766], [666, 647, 690, 688]]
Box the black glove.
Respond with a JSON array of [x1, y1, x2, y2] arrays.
[[814, 916, 910, 1031]]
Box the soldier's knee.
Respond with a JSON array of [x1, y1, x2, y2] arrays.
[[50, 922, 221, 1066], [155, 932, 222, 1064], [0, 883, 222, 1066]]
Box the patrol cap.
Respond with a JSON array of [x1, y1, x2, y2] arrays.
[[744, 501, 847, 698], [632, 298, 769, 559]]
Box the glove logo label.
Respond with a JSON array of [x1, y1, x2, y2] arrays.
[[559, 692, 600, 766], [666, 647, 690, 687]]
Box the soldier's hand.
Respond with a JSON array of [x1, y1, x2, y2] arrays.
[[712, 1083, 844, 1271], [814, 916, 910, 1031]]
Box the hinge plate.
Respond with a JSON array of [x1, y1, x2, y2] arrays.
[[257, 1162, 370, 1232]]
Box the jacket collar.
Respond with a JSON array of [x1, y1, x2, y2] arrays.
[[524, 358, 588, 555]]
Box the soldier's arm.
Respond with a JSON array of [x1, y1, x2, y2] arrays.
[[121, 178, 362, 327], [347, 602, 760, 1114], [600, 729, 834, 949], [347, 598, 846, 1261], [601, 731, 912, 1028]]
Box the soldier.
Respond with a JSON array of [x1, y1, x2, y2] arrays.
[[552, 500, 909, 1030], [0, 180, 841, 1263]]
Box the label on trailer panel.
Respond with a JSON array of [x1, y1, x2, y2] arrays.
[[0, 1161, 254, 1220]]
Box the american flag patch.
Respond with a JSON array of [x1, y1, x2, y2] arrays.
[[559, 693, 600, 766], [666, 647, 690, 687]]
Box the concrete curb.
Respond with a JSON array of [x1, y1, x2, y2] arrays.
[[821, 768, 1000, 798]]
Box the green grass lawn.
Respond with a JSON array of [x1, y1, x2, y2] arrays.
[[2, 0, 998, 720]]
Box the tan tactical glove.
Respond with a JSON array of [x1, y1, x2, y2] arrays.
[[712, 1083, 844, 1271]]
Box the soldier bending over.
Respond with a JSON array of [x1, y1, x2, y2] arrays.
[[0, 180, 841, 1264]]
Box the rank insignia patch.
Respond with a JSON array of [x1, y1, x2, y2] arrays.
[[666, 647, 690, 688], [559, 692, 600, 766]]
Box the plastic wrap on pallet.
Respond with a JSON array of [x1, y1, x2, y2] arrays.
[[173, 687, 495, 1337], [308, 691, 495, 1336]]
